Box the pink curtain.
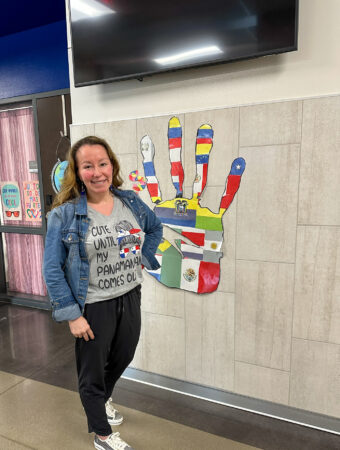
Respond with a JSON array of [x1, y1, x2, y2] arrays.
[[0, 107, 47, 296], [4, 233, 46, 296], [0, 107, 41, 227]]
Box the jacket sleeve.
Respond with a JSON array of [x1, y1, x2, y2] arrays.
[[134, 195, 163, 270], [42, 208, 82, 322]]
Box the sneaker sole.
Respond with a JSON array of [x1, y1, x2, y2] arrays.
[[107, 417, 124, 426]]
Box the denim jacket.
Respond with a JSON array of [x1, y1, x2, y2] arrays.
[[43, 188, 162, 322]]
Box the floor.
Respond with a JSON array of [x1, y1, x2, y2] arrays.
[[0, 302, 339, 450]]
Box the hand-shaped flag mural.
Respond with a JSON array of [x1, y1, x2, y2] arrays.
[[141, 117, 245, 294]]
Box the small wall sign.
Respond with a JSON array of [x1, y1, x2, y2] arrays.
[[0, 181, 22, 221], [23, 181, 41, 222]]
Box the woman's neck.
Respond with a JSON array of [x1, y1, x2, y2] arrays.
[[87, 191, 114, 216], [87, 191, 113, 205]]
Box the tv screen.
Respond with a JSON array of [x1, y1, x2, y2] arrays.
[[70, 0, 298, 87]]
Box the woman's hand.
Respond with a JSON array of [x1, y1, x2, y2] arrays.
[[68, 316, 95, 341]]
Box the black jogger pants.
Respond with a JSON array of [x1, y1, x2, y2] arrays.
[[75, 285, 141, 436]]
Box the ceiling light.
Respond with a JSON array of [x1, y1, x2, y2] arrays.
[[71, 0, 115, 21]]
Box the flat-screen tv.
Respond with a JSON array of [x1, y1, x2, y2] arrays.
[[70, 0, 299, 87]]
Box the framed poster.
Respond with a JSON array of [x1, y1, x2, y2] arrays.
[[0, 181, 22, 221], [23, 181, 41, 222]]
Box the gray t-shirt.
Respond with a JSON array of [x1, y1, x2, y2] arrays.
[[85, 197, 144, 304]]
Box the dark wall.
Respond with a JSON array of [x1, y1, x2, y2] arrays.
[[0, 21, 69, 99], [37, 95, 72, 212]]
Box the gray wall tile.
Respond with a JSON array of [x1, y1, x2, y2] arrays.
[[94, 120, 137, 155], [237, 145, 299, 262], [299, 96, 340, 225], [234, 362, 290, 405], [70, 124, 95, 144], [154, 283, 185, 318], [140, 272, 156, 314], [144, 313, 185, 379], [141, 272, 185, 318], [130, 311, 146, 370], [185, 291, 234, 391], [290, 339, 340, 417], [240, 101, 302, 147], [293, 226, 340, 344], [235, 261, 294, 371]]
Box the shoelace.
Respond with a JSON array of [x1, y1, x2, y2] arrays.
[[107, 432, 129, 450], [106, 398, 118, 416]]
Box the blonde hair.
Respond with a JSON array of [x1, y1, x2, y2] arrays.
[[52, 136, 123, 209]]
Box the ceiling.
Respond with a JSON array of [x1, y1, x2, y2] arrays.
[[1, 0, 66, 38]]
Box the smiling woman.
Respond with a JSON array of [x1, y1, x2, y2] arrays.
[[76, 144, 114, 205], [51, 136, 123, 209], [42, 135, 162, 450]]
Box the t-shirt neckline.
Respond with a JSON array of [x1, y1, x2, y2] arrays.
[[88, 197, 118, 218]]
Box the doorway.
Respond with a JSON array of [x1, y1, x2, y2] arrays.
[[0, 92, 71, 308]]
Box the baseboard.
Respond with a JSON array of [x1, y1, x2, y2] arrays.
[[0, 293, 51, 310], [123, 367, 340, 435]]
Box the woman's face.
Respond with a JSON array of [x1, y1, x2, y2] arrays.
[[76, 144, 113, 199]]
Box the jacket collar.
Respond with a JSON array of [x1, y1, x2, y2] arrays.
[[112, 187, 134, 199], [74, 194, 88, 216]]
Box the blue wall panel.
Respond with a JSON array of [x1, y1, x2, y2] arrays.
[[0, 21, 69, 99]]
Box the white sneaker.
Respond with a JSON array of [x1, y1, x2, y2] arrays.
[[105, 398, 123, 426], [94, 433, 134, 450]]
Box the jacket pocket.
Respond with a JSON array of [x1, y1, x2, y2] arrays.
[[62, 231, 80, 266]]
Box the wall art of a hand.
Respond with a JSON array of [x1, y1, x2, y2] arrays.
[[140, 117, 245, 294]]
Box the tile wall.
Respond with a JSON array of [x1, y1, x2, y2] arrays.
[[70, 94, 340, 419]]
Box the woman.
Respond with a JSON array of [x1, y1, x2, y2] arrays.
[[43, 136, 162, 450]]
